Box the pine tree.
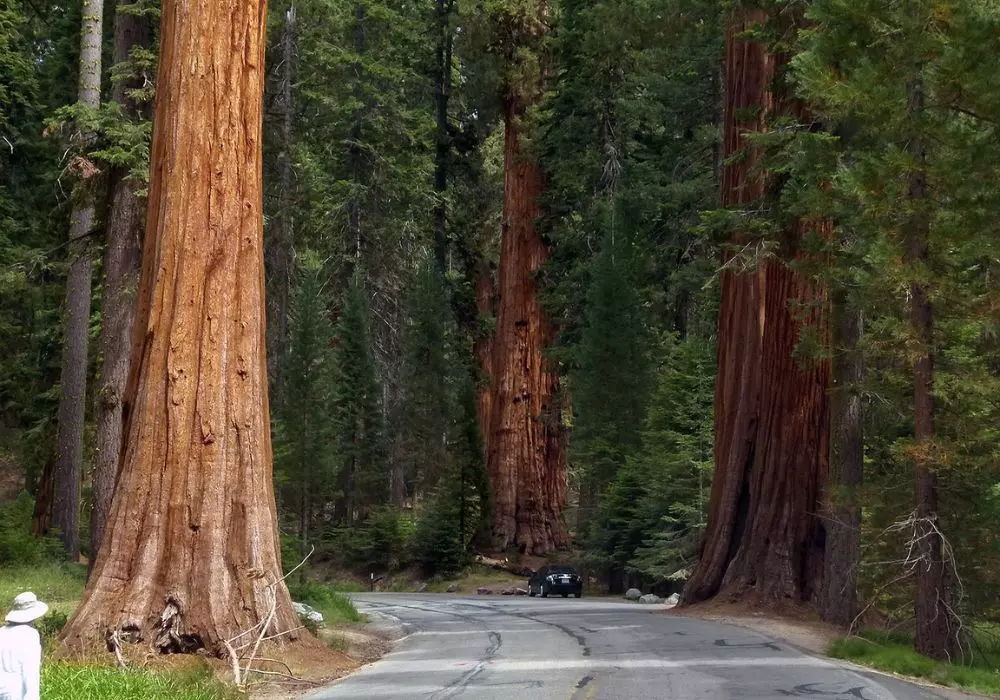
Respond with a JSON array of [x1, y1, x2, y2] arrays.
[[790, 0, 1000, 657], [592, 335, 714, 589], [398, 258, 455, 500], [572, 230, 649, 537], [274, 253, 339, 564], [332, 271, 388, 524]]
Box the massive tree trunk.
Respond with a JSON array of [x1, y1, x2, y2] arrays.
[[91, 1, 155, 572], [52, 0, 104, 560], [819, 275, 863, 627], [682, 8, 830, 604], [906, 73, 957, 661], [266, 2, 297, 392], [486, 91, 568, 554], [62, 0, 299, 655]]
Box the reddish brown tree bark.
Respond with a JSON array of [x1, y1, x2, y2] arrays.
[[91, 1, 154, 572], [682, 8, 830, 604], [62, 0, 299, 654], [486, 92, 568, 555], [475, 262, 494, 453]]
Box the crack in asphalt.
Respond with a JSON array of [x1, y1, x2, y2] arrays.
[[448, 600, 593, 657], [359, 599, 507, 700], [428, 630, 502, 699]]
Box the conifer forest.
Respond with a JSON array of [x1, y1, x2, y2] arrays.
[[2, 0, 1000, 675]]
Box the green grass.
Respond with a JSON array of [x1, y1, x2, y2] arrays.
[[287, 580, 363, 625], [829, 627, 1000, 696], [0, 561, 87, 618], [43, 662, 241, 700]]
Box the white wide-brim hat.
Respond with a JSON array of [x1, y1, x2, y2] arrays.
[[5, 592, 49, 624]]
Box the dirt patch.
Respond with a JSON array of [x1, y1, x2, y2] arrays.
[[249, 622, 395, 699], [246, 633, 359, 700], [667, 598, 841, 655]]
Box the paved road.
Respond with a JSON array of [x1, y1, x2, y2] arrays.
[[306, 594, 948, 700]]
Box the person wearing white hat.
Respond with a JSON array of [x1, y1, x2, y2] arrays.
[[0, 592, 48, 700]]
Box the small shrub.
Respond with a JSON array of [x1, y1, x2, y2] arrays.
[[286, 580, 361, 625], [0, 493, 65, 566], [37, 610, 68, 646]]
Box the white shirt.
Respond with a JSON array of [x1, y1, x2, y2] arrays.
[[0, 624, 40, 700]]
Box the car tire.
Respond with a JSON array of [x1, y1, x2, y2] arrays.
[[541, 584, 548, 598], [528, 585, 537, 597], [562, 593, 569, 598], [574, 592, 582, 599]]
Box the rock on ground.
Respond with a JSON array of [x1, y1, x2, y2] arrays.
[[625, 588, 642, 601], [446, 583, 458, 593], [292, 602, 325, 625], [638, 594, 663, 604]]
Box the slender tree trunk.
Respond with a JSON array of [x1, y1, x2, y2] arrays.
[[432, 0, 453, 273], [52, 0, 104, 560], [91, 1, 154, 573], [487, 92, 568, 554], [906, 73, 957, 661], [347, 3, 366, 269], [682, 8, 830, 604], [819, 276, 863, 627], [267, 2, 296, 391], [62, 0, 299, 654], [31, 455, 56, 537]]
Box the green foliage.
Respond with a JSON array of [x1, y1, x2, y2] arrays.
[[42, 662, 242, 700], [273, 252, 340, 558], [0, 493, 65, 565], [400, 258, 489, 574], [589, 335, 714, 585], [785, 0, 1000, 629], [572, 230, 650, 522], [323, 507, 413, 573], [331, 272, 389, 522], [397, 259, 455, 495]]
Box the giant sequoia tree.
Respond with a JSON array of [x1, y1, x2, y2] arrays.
[[62, 0, 299, 653], [484, 0, 568, 554], [682, 6, 831, 604]]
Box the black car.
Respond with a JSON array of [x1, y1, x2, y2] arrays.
[[527, 565, 583, 598]]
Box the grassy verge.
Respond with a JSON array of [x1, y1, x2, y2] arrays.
[[287, 579, 363, 625], [43, 662, 240, 700], [425, 564, 526, 593], [829, 627, 1000, 696], [0, 561, 87, 617]]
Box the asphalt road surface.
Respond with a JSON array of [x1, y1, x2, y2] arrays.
[[306, 594, 950, 700]]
